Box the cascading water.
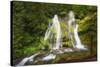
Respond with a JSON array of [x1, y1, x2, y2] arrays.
[[44, 14, 62, 50], [16, 11, 88, 66], [44, 22, 52, 41], [16, 52, 40, 66], [41, 15, 62, 61], [68, 11, 87, 50], [74, 24, 87, 50], [68, 11, 75, 47], [52, 15, 62, 50], [41, 54, 56, 61]]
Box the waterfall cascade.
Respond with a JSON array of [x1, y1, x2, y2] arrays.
[[74, 24, 87, 50], [16, 11, 87, 66], [68, 11, 75, 47], [44, 14, 62, 50], [68, 11, 87, 50]]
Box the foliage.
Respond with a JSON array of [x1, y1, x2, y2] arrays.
[[12, 1, 97, 60]]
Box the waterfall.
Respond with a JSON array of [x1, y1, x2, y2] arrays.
[[44, 14, 62, 50], [44, 22, 52, 41], [16, 53, 40, 66], [68, 11, 76, 47], [74, 24, 87, 50], [40, 15, 62, 61], [68, 11, 87, 50], [16, 11, 88, 66], [52, 15, 62, 50]]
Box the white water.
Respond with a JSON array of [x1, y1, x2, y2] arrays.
[[44, 15, 62, 50], [41, 15, 62, 61], [44, 23, 53, 41], [52, 15, 62, 50], [68, 11, 75, 47], [74, 24, 87, 50], [41, 54, 56, 61], [16, 53, 40, 66], [16, 11, 88, 66], [68, 11, 87, 50], [64, 48, 73, 52]]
